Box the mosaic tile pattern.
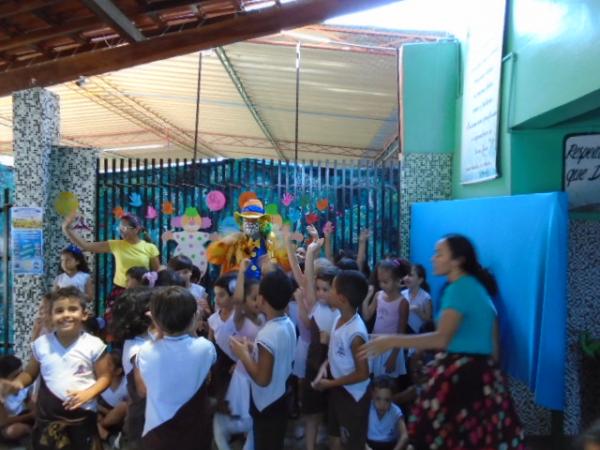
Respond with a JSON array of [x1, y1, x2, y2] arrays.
[[508, 375, 552, 435], [401, 152, 453, 259], [565, 219, 600, 434], [12, 88, 59, 360]]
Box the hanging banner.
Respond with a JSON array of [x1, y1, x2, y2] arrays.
[[460, 0, 507, 184], [564, 134, 600, 212], [11, 206, 44, 275]]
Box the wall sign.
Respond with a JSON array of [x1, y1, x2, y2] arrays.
[[564, 134, 600, 212], [11, 206, 44, 275]]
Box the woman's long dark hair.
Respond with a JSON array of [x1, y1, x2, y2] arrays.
[[121, 214, 153, 243], [444, 234, 498, 297]]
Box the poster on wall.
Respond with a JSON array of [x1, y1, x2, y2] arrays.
[[460, 0, 507, 184], [564, 134, 600, 212], [11, 206, 44, 275]]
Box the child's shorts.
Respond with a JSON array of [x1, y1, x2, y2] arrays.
[[327, 387, 369, 450]]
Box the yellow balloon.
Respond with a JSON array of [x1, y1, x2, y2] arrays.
[[55, 192, 79, 216]]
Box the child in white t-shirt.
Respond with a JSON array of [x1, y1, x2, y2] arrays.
[[401, 264, 432, 334], [97, 350, 129, 443], [135, 286, 216, 450], [366, 376, 408, 450], [0, 355, 33, 443], [230, 269, 296, 450], [53, 245, 94, 301], [0, 287, 111, 449], [312, 270, 371, 450]]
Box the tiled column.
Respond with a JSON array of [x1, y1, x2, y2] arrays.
[[12, 88, 59, 359]]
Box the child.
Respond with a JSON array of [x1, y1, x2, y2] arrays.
[[0, 355, 34, 443], [0, 286, 111, 449], [125, 266, 152, 289], [110, 287, 154, 450], [168, 255, 207, 301], [230, 268, 296, 450], [54, 245, 94, 301], [362, 259, 410, 378], [97, 350, 128, 443], [312, 270, 370, 450], [366, 376, 408, 450], [154, 269, 186, 287], [401, 264, 432, 334], [135, 286, 216, 450]]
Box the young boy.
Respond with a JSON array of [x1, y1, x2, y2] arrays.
[[0, 355, 34, 443], [230, 268, 296, 450], [135, 286, 216, 450], [312, 270, 370, 450], [366, 376, 408, 450], [0, 286, 111, 449]]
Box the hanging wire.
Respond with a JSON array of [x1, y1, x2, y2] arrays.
[[294, 42, 301, 164], [193, 51, 203, 164]]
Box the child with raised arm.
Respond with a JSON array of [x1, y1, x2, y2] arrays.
[[312, 270, 370, 450], [229, 269, 296, 450], [0, 287, 111, 450]]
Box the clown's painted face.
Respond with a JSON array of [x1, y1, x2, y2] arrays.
[[242, 218, 260, 237]]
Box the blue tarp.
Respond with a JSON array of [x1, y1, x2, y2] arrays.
[[410, 192, 568, 410]]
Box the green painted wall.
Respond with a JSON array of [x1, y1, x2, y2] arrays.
[[401, 42, 458, 154]]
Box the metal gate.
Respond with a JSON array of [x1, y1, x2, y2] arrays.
[[96, 158, 401, 307], [0, 188, 13, 354]]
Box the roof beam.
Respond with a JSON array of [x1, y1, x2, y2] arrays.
[[0, 0, 62, 20], [215, 47, 288, 161], [80, 0, 146, 43], [0, 0, 397, 97]]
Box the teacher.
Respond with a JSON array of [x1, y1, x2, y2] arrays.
[[62, 212, 160, 310], [359, 234, 525, 449]]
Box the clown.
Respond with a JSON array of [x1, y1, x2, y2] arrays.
[[162, 207, 212, 277], [207, 199, 289, 279]]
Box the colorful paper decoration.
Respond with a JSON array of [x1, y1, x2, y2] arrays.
[[271, 214, 283, 226], [282, 193, 294, 207], [219, 216, 239, 235], [305, 213, 319, 225], [238, 191, 257, 209], [145, 205, 158, 219], [54, 192, 79, 216], [72, 216, 92, 232], [206, 191, 226, 212], [317, 198, 329, 211], [162, 201, 174, 215], [288, 209, 301, 223], [265, 203, 279, 215], [322, 221, 335, 235], [113, 207, 125, 219], [129, 193, 142, 207]]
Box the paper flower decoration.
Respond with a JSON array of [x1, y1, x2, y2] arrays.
[[113, 207, 125, 219], [202, 217, 212, 229], [129, 193, 142, 207], [171, 216, 183, 228], [146, 206, 158, 219], [162, 201, 174, 215], [288, 209, 301, 223], [206, 190, 226, 212], [317, 198, 329, 211], [322, 221, 335, 235], [238, 191, 257, 209], [282, 193, 294, 207], [54, 192, 79, 216], [266, 203, 279, 215], [305, 213, 319, 225]]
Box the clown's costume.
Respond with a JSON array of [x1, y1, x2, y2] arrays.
[[207, 199, 289, 279]]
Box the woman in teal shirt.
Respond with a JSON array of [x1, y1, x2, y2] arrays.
[[360, 235, 525, 449]]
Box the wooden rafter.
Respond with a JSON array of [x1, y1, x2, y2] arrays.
[[0, 0, 397, 97], [0, 0, 63, 20]]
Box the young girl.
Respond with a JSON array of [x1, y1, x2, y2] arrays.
[[362, 259, 411, 378], [125, 267, 151, 289], [0, 287, 111, 449], [401, 264, 432, 334], [366, 376, 408, 450], [97, 350, 128, 443], [135, 286, 216, 450], [54, 245, 94, 300]]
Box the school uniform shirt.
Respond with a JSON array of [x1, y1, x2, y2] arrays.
[[32, 331, 107, 411], [122, 333, 153, 376], [402, 288, 432, 333], [250, 316, 296, 412], [108, 239, 160, 288], [367, 402, 403, 443], [328, 314, 370, 402], [55, 272, 90, 294], [189, 283, 206, 301], [137, 334, 216, 436], [100, 376, 129, 408], [309, 301, 340, 333], [4, 386, 30, 416], [211, 312, 237, 361]]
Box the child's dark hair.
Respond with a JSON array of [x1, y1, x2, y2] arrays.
[[150, 286, 197, 334], [372, 375, 396, 392], [108, 349, 124, 373], [155, 269, 186, 287], [0, 355, 22, 378], [377, 258, 411, 281], [336, 257, 359, 271], [214, 274, 237, 296], [316, 265, 338, 284], [190, 265, 202, 284], [259, 268, 293, 311], [289, 274, 299, 293], [110, 287, 153, 342], [580, 419, 600, 448], [126, 266, 150, 285], [50, 286, 88, 308], [333, 270, 368, 309], [168, 255, 194, 272], [413, 264, 431, 293], [61, 245, 90, 273]]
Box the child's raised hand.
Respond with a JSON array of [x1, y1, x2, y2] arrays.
[[306, 225, 319, 240], [62, 211, 78, 229], [64, 389, 95, 410], [229, 336, 251, 359], [0, 379, 21, 401], [359, 228, 371, 242], [240, 258, 252, 272], [307, 238, 324, 255]]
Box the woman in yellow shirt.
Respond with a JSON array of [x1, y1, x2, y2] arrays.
[[62, 212, 160, 315]]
